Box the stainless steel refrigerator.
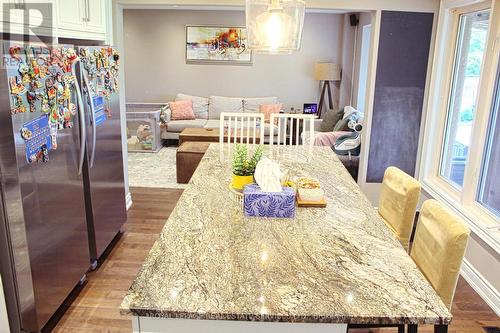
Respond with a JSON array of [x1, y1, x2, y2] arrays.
[[0, 42, 126, 332]]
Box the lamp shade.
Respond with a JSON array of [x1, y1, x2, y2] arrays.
[[246, 0, 306, 54], [314, 63, 341, 81]]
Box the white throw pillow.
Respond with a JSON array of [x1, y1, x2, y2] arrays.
[[175, 93, 209, 119], [243, 97, 279, 113], [208, 96, 243, 120]]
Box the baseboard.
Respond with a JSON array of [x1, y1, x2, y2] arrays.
[[460, 258, 500, 316], [126, 192, 133, 210]]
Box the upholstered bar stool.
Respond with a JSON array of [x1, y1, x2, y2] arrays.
[[378, 167, 422, 251], [410, 199, 470, 310]]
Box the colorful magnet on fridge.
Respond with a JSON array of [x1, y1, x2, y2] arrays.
[[9, 46, 22, 61], [69, 103, 77, 115], [63, 108, 73, 128], [27, 92, 37, 113], [62, 84, 71, 100], [47, 87, 56, 99], [39, 64, 48, 78], [18, 63, 30, 83], [20, 127, 33, 140], [65, 48, 77, 64], [29, 59, 40, 78], [41, 144, 49, 163], [11, 95, 27, 115], [9, 76, 26, 95], [41, 95, 50, 114]]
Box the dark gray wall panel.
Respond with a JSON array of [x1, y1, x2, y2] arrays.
[[367, 11, 434, 183]]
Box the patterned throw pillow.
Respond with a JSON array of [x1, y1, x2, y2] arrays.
[[259, 104, 282, 124], [169, 100, 196, 120]]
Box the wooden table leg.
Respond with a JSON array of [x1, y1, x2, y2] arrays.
[[408, 324, 418, 333], [434, 325, 448, 333]]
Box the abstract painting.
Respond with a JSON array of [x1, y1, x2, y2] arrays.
[[185, 25, 252, 64]]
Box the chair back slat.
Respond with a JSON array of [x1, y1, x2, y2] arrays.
[[268, 114, 316, 161], [219, 112, 265, 160]]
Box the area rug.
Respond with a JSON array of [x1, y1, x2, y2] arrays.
[[128, 147, 187, 189]]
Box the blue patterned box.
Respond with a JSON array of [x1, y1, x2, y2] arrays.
[[243, 184, 296, 218]]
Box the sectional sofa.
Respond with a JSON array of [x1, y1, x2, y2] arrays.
[[160, 94, 281, 142]]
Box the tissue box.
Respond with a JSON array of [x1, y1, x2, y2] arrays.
[[243, 184, 296, 218]]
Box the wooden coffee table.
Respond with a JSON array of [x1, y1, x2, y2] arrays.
[[179, 128, 261, 145], [178, 128, 219, 145]]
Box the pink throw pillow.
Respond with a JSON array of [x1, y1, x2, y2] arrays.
[[260, 103, 282, 124], [169, 100, 195, 120]]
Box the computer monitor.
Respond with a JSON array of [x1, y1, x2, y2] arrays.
[[303, 103, 318, 114]]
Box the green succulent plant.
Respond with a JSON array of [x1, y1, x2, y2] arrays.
[[232, 144, 264, 176]]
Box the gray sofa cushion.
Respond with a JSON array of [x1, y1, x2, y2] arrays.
[[203, 119, 221, 130], [208, 96, 243, 120], [167, 119, 207, 133], [175, 93, 209, 120], [243, 97, 279, 113]]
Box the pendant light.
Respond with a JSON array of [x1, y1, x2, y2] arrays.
[[246, 0, 306, 54]]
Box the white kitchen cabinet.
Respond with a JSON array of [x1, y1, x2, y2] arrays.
[[1, 1, 22, 28], [0, 0, 55, 36], [84, 0, 106, 33], [56, 0, 85, 33], [0, 0, 107, 40], [56, 0, 107, 40]]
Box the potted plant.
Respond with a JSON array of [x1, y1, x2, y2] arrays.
[[231, 144, 264, 191]]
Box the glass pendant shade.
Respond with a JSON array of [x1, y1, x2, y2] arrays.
[[246, 0, 306, 54]]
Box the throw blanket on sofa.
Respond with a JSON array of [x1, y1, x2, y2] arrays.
[[302, 131, 351, 147]]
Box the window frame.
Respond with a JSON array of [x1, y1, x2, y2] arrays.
[[477, 61, 500, 216], [438, 4, 490, 190], [420, 0, 500, 253]]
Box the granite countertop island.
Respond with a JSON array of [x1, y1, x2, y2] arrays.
[[121, 145, 451, 330]]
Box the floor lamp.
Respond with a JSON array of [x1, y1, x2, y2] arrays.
[[314, 63, 341, 118]]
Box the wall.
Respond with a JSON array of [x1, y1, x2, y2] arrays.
[[123, 9, 346, 110], [351, 12, 372, 110], [338, 14, 355, 109]]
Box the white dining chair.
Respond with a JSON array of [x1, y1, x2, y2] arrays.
[[268, 113, 316, 162], [219, 112, 265, 160], [269, 113, 316, 147]]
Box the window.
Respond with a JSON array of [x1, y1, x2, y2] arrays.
[[420, 0, 500, 250], [478, 62, 500, 217], [440, 9, 490, 188]]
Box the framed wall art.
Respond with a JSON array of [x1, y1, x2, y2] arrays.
[[185, 25, 253, 65]]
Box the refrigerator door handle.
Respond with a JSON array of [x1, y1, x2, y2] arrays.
[[82, 70, 97, 168], [72, 59, 86, 175]]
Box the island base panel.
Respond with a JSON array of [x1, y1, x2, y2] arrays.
[[132, 317, 348, 333]]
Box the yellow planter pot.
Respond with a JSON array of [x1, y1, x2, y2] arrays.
[[231, 175, 254, 191]]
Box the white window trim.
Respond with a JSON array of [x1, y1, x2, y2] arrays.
[[420, 0, 500, 253]]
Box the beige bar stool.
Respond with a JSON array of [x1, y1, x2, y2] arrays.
[[410, 199, 470, 310], [378, 167, 422, 251]]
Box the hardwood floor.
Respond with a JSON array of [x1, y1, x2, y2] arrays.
[[53, 187, 499, 333]]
